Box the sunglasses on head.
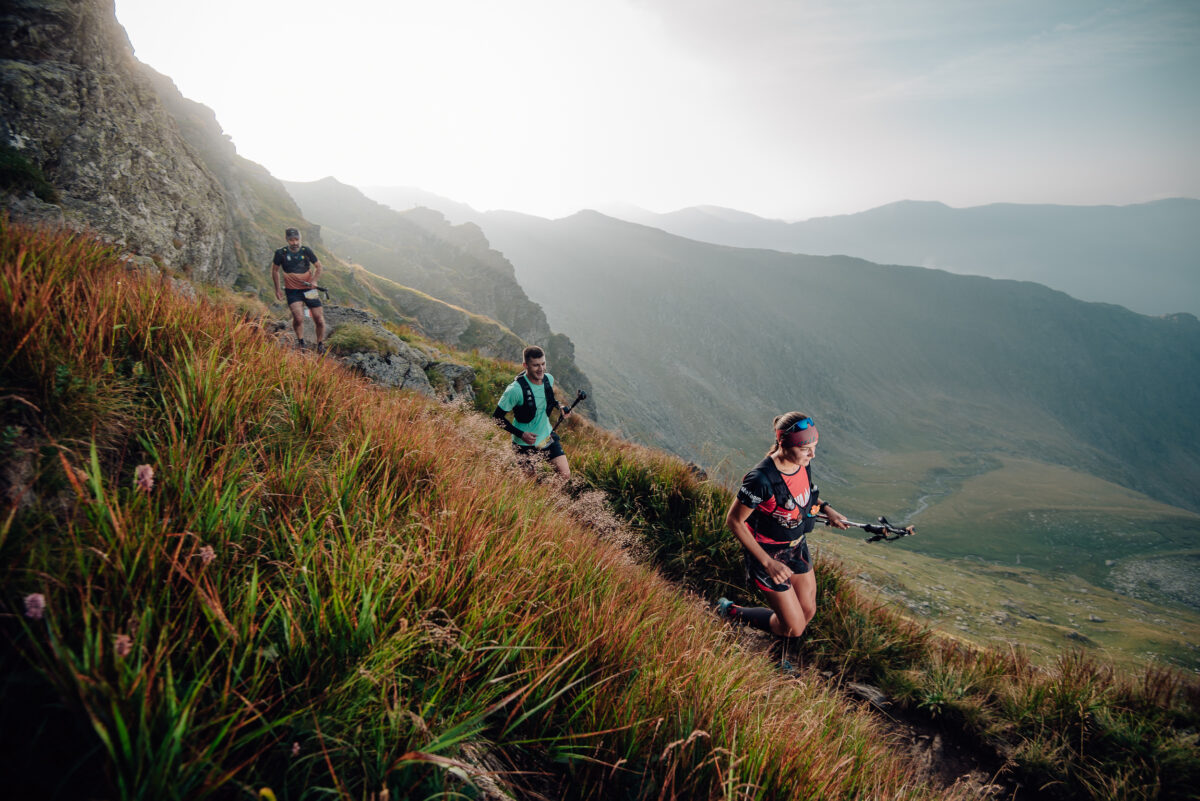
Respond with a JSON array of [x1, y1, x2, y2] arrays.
[[782, 417, 815, 434]]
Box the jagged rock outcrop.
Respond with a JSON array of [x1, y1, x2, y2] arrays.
[[284, 305, 476, 402], [0, 0, 236, 284], [339, 350, 435, 396]]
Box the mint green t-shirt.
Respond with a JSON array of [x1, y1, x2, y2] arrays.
[[498, 374, 555, 447]]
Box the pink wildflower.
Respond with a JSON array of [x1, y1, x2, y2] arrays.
[[134, 464, 155, 493], [199, 545, 216, 565], [114, 633, 133, 658], [23, 593, 45, 620], [290, 742, 301, 757]]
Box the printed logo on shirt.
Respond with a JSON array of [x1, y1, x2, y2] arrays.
[[739, 488, 763, 506]]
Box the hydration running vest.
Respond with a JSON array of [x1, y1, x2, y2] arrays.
[[275, 246, 317, 274], [513, 372, 558, 424], [744, 457, 821, 544]]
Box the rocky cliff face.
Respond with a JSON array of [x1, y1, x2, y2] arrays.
[[136, 65, 319, 288], [0, 0, 596, 414], [0, 0, 237, 284]]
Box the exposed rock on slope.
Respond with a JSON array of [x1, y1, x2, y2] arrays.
[[272, 305, 480, 401], [0, 0, 236, 284]]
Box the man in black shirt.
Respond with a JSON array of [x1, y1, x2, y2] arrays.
[[272, 227, 326, 351]]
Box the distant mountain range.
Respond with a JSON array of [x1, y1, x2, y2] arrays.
[[603, 199, 1200, 318], [451, 206, 1200, 606], [363, 188, 1200, 318], [461, 209, 1200, 510]]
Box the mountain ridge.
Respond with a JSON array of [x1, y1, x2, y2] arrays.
[[365, 186, 1199, 317], [283, 177, 596, 415], [603, 197, 1200, 317]]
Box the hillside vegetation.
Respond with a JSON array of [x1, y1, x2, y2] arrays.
[[3, 219, 1199, 799]]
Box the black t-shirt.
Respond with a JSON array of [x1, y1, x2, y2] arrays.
[[273, 245, 317, 274], [737, 458, 814, 543]]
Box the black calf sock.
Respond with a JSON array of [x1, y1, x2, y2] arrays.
[[731, 605, 774, 633], [774, 635, 805, 658]]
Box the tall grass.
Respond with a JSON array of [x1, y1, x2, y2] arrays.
[[555, 388, 1200, 800], [406, 260, 1200, 800], [1, 218, 944, 799]]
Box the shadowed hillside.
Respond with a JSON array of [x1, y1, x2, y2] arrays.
[[478, 210, 1200, 508]]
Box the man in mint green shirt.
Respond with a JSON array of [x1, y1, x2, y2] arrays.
[[492, 346, 571, 477]]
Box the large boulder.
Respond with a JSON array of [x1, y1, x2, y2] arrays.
[[338, 350, 434, 396]]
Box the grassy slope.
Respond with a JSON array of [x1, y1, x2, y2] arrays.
[[3, 220, 1199, 799], [556, 419, 1200, 799], [432, 341, 1200, 673], [829, 452, 1200, 631], [0, 221, 940, 799]]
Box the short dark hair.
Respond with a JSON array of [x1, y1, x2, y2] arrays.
[[523, 346, 545, 363]]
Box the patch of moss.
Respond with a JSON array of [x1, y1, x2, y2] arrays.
[[0, 144, 59, 203], [382, 320, 419, 343], [424, 367, 449, 393], [326, 323, 398, 356]]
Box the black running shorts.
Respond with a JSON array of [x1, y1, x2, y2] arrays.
[[745, 537, 812, 592], [513, 431, 566, 461], [285, 288, 323, 308]]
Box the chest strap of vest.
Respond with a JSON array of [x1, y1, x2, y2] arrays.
[[750, 460, 819, 543], [514, 372, 556, 424]]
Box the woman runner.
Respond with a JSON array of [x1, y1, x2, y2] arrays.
[[718, 412, 848, 652]]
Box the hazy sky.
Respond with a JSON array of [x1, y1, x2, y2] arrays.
[[114, 0, 1200, 220]]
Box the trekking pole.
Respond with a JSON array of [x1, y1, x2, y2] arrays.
[[552, 390, 588, 432], [816, 514, 916, 543]]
